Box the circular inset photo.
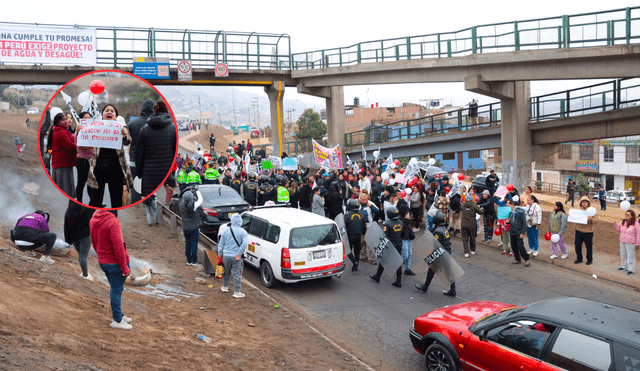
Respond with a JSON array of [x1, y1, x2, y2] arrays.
[[39, 70, 178, 210]]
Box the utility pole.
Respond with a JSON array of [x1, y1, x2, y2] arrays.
[[198, 95, 202, 123], [247, 107, 251, 126], [251, 97, 259, 127], [232, 89, 237, 126]]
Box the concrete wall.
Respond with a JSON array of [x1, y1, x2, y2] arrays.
[[599, 145, 640, 178]]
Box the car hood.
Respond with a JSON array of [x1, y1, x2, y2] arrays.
[[417, 301, 516, 327]]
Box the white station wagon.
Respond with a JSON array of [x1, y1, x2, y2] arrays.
[[218, 207, 346, 287]]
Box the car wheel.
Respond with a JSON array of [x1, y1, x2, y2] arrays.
[[260, 261, 277, 288], [425, 343, 458, 371]]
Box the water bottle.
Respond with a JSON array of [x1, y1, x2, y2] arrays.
[[195, 334, 211, 343]]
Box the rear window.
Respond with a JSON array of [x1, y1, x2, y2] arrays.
[[200, 187, 243, 203], [289, 224, 341, 249]]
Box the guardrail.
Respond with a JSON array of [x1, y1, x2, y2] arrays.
[[291, 7, 640, 69]]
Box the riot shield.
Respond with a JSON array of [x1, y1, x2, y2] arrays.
[[425, 247, 464, 287], [412, 230, 440, 261], [334, 213, 352, 255], [364, 223, 403, 278]]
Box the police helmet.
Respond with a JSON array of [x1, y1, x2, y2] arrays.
[[275, 175, 284, 185], [234, 171, 241, 179], [249, 173, 257, 181], [386, 206, 399, 220], [259, 175, 269, 184], [270, 177, 276, 186], [348, 199, 360, 211], [432, 210, 447, 226]]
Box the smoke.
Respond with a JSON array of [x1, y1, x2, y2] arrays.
[[0, 166, 37, 225]]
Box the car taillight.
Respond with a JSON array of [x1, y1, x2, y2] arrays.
[[203, 208, 218, 217], [281, 248, 291, 268], [342, 240, 346, 261]]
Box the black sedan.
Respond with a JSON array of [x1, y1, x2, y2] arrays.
[[169, 185, 250, 239]]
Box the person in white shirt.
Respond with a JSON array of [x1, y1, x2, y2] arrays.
[[358, 172, 371, 194], [525, 195, 542, 256]]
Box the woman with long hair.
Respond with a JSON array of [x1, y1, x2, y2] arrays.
[[87, 104, 133, 208], [75, 111, 93, 204], [548, 201, 568, 259], [311, 187, 325, 217], [526, 195, 542, 256], [614, 209, 640, 275], [47, 112, 77, 198], [288, 180, 300, 209]]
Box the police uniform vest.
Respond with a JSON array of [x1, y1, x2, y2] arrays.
[[243, 181, 258, 205], [231, 178, 243, 194], [204, 168, 219, 180], [265, 184, 275, 202], [344, 210, 366, 237], [177, 170, 187, 184], [433, 225, 452, 254], [187, 170, 202, 184], [258, 183, 271, 205], [276, 186, 290, 203], [383, 218, 403, 251]]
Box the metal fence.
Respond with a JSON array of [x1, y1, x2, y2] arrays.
[[291, 7, 640, 69]]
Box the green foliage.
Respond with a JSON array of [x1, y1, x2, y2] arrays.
[[536, 180, 543, 190], [295, 109, 326, 140], [575, 173, 591, 196], [434, 159, 443, 168], [7, 94, 16, 107], [467, 163, 476, 171]]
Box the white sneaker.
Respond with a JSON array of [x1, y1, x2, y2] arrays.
[[532, 251, 539, 257], [232, 292, 245, 298], [527, 250, 533, 255], [471, 251, 476, 255], [39, 255, 55, 264], [561, 254, 568, 259], [550, 254, 557, 259], [110, 320, 133, 330], [498, 242, 504, 247], [221, 286, 229, 293], [79, 273, 95, 281], [122, 316, 132, 323], [464, 253, 469, 258]]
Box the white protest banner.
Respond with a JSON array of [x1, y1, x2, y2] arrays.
[[404, 163, 420, 180], [76, 119, 123, 150], [394, 173, 408, 185], [320, 159, 331, 171], [494, 185, 509, 198], [361, 145, 367, 161], [567, 209, 589, 225], [59, 91, 80, 124], [0, 24, 97, 65], [417, 161, 431, 171], [282, 157, 298, 171], [269, 156, 283, 169]]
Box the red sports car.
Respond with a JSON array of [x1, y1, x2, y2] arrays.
[[410, 297, 640, 370]]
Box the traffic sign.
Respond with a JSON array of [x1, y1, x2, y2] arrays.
[[215, 63, 229, 77], [178, 60, 192, 82]]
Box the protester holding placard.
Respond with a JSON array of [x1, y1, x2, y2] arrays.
[[614, 209, 640, 275], [47, 112, 77, 198], [87, 104, 133, 209], [75, 112, 94, 204], [135, 100, 176, 199], [525, 195, 542, 256], [573, 196, 598, 265], [548, 202, 568, 259]]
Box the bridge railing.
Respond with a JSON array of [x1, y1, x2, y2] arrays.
[[291, 7, 640, 69]]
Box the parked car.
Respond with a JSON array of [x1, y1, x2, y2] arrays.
[[471, 175, 489, 193], [410, 297, 640, 371], [592, 190, 636, 204], [26, 107, 40, 115], [169, 185, 250, 239], [424, 166, 449, 180], [218, 207, 346, 288]]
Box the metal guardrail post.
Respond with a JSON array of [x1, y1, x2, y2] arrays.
[[602, 92, 607, 111], [560, 99, 566, 118], [112, 27, 117, 66], [490, 103, 495, 123], [566, 91, 571, 117], [406, 37, 411, 60], [406, 120, 411, 139], [357, 43, 361, 63], [607, 20, 613, 46], [457, 110, 463, 130], [615, 79, 621, 109], [627, 7, 632, 44], [514, 21, 520, 51], [395, 45, 400, 61], [563, 15, 570, 48], [557, 26, 562, 48], [471, 27, 477, 54], [437, 34, 441, 58], [447, 40, 452, 57], [381, 40, 385, 62], [339, 47, 343, 67]]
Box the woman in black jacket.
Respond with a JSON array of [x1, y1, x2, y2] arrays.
[[135, 100, 177, 199], [325, 185, 344, 220], [64, 200, 96, 280]]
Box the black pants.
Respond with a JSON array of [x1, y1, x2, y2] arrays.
[[574, 230, 593, 263], [12, 227, 57, 255], [75, 158, 92, 204], [510, 233, 530, 262], [375, 263, 402, 283], [347, 234, 362, 263], [483, 215, 495, 240], [90, 164, 124, 208], [411, 207, 422, 229]]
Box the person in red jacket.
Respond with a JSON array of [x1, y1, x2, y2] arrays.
[[90, 210, 132, 330], [46, 112, 77, 198]]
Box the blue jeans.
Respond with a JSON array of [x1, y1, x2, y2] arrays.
[[145, 200, 158, 225], [427, 215, 433, 232], [402, 239, 413, 271], [527, 225, 539, 251], [100, 263, 129, 323], [183, 228, 200, 263]]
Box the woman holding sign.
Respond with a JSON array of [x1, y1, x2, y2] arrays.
[[47, 112, 77, 198], [87, 104, 133, 209]]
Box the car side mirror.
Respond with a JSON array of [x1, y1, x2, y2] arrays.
[[478, 329, 487, 341]]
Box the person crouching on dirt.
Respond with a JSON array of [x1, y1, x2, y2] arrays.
[[218, 214, 248, 298], [90, 209, 133, 331], [11, 210, 57, 264]]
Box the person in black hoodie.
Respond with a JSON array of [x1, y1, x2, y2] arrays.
[[64, 200, 96, 280], [325, 185, 344, 220], [126, 98, 155, 203], [299, 177, 312, 211], [135, 100, 177, 199], [476, 190, 496, 243]]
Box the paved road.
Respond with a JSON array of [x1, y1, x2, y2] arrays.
[[242, 231, 640, 371]]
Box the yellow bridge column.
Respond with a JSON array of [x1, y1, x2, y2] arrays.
[[265, 81, 285, 157]]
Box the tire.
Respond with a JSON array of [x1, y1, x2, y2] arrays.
[[425, 343, 458, 371], [260, 261, 277, 288]]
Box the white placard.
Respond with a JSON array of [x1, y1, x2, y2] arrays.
[[567, 208, 588, 225], [76, 119, 124, 150], [0, 24, 97, 65]]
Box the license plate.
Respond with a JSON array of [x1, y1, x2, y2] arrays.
[[312, 250, 326, 260]]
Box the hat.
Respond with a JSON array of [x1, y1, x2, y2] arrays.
[[482, 190, 490, 196], [465, 194, 472, 202]]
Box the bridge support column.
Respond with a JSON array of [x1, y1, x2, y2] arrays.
[[501, 81, 532, 191], [265, 81, 286, 157]]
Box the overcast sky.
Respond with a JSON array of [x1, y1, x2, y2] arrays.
[[3, 0, 635, 109]]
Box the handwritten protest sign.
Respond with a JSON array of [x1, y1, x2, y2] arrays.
[[394, 173, 408, 185], [567, 208, 588, 225], [495, 185, 509, 198], [282, 157, 298, 171], [497, 207, 511, 220], [76, 119, 123, 150]]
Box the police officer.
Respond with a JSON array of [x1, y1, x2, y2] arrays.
[[344, 199, 366, 271], [203, 165, 220, 185], [185, 166, 202, 188], [275, 175, 290, 205], [258, 175, 274, 206], [177, 166, 188, 191], [231, 171, 243, 195], [370, 206, 404, 287], [414, 211, 456, 297], [243, 173, 258, 206]]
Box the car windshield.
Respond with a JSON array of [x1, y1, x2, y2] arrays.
[[200, 187, 243, 203], [289, 224, 341, 249], [469, 306, 522, 331]]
